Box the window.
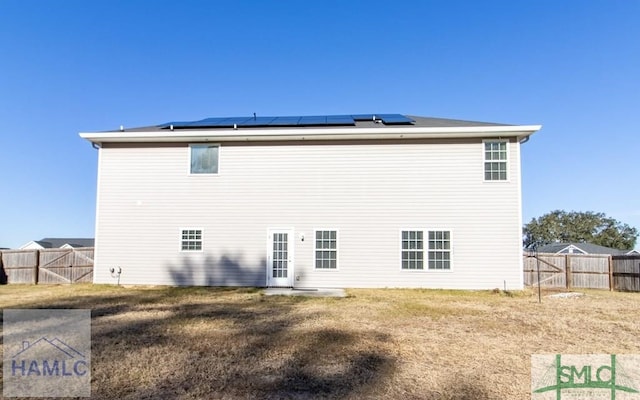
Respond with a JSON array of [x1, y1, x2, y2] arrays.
[[402, 230, 452, 270], [181, 229, 202, 251], [402, 231, 424, 270], [190, 145, 219, 174], [315, 230, 337, 269], [427, 231, 451, 270], [484, 141, 507, 181]]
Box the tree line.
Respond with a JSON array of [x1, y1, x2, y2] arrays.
[[523, 210, 638, 250]]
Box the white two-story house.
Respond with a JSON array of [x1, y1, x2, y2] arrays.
[[80, 114, 541, 289]]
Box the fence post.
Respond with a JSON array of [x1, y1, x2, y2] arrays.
[[565, 254, 572, 290], [0, 250, 4, 284], [608, 256, 613, 291], [637, 261, 640, 292], [34, 250, 40, 285]]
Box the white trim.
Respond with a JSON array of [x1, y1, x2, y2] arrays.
[[179, 228, 204, 252], [18, 240, 44, 250], [399, 228, 454, 272], [188, 144, 220, 176], [515, 140, 524, 289], [313, 228, 339, 270], [482, 139, 510, 182], [557, 244, 587, 255], [80, 125, 542, 144], [92, 146, 103, 282]]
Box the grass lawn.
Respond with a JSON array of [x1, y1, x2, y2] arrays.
[[1, 285, 639, 399]]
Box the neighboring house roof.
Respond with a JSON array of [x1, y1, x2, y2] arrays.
[[80, 113, 541, 144], [19, 238, 94, 249], [536, 242, 638, 255]]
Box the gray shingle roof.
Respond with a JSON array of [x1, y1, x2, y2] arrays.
[[110, 114, 514, 133], [36, 238, 95, 248], [536, 242, 632, 255], [407, 115, 510, 127]]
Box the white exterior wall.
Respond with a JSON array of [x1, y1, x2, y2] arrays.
[[93, 138, 524, 289]]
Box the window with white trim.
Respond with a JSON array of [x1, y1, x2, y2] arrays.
[[181, 229, 202, 251], [190, 144, 219, 174], [484, 140, 507, 181], [401, 230, 452, 270], [401, 231, 424, 270], [315, 230, 337, 269], [427, 230, 451, 270]]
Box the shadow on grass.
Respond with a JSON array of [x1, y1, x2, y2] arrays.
[[0, 254, 396, 399]]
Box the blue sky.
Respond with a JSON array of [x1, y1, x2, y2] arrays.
[[1, 1, 639, 249]]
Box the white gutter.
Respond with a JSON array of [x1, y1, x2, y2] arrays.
[[80, 125, 542, 144]]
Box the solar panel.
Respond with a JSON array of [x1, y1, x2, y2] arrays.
[[298, 116, 327, 125], [378, 114, 415, 125], [184, 117, 224, 127], [268, 117, 301, 126], [159, 121, 189, 128], [326, 115, 355, 125], [184, 117, 252, 127], [159, 113, 412, 129], [351, 114, 376, 121], [239, 117, 277, 126]]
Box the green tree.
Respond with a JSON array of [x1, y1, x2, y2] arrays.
[[523, 210, 638, 250]]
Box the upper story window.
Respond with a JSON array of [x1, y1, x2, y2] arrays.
[[484, 140, 507, 181], [190, 145, 219, 174]]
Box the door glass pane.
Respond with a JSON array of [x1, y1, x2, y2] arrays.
[[272, 232, 289, 280]]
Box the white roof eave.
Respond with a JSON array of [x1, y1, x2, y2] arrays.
[[79, 125, 542, 144]]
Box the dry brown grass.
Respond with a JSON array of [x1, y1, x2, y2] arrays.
[[1, 285, 639, 399]]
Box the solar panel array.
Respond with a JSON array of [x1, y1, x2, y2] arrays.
[[160, 114, 414, 129]]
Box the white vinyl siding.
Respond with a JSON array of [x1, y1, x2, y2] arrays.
[[484, 140, 508, 181], [93, 137, 524, 289]]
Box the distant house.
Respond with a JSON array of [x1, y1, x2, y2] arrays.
[[80, 113, 541, 289], [19, 238, 95, 250], [536, 242, 639, 256]]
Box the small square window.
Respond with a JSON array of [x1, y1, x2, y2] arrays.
[[181, 229, 202, 251], [190, 145, 219, 174]]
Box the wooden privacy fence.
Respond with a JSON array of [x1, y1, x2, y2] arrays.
[[524, 252, 640, 292], [612, 255, 640, 292], [0, 248, 94, 284]]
